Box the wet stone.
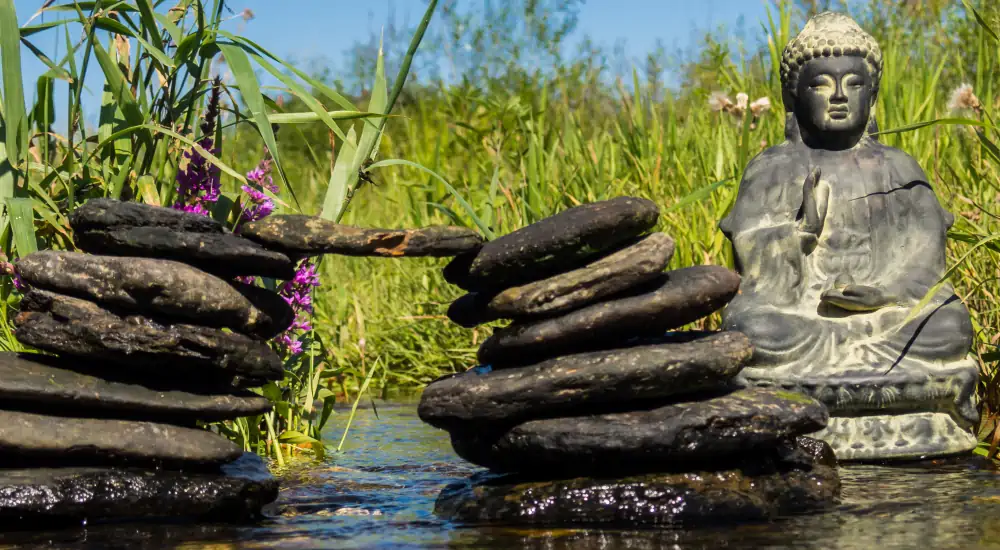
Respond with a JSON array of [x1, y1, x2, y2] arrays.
[[0, 409, 243, 467], [435, 447, 840, 527], [447, 233, 676, 328], [239, 215, 485, 257], [0, 352, 271, 423], [14, 290, 284, 382], [449, 388, 828, 474], [15, 251, 292, 339], [75, 227, 296, 280], [69, 198, 225, 234], [477, 265, 741, 367], [0, 452, 277, 525], [419, 331, 751, 429], [444, 197, 660, 291]]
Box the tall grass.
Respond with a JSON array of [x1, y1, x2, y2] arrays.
[[266, 0, 1000, 451], [2, 0, 1000, 461]]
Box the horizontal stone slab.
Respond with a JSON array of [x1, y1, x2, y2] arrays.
[[0, 452, 277, 525], [740, 357, 980, 426], [444, 197, 660, 291], [436, 441, 839, 526], [76, 227, 296, 279], [0, 409, 243, 467], [447, 232, 675, 327], [0, 352, 271, 422], [239, 215, 484, 257], [419, 331, 751, 429], [477, 265, 741, 366], [15, 290, 284, 382], [489, 232, 675, 318], [812, 412, 979, 461], [69, 198, 225, 234], [449, 388, 828, 473], [16, 251, 292, 339]]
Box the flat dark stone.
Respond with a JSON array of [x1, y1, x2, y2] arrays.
[[436, 453, 839, 527], [0, 352, 271, 423], [76, 227, 296, 279], [419, 331, 751, 429], [444, 197, 660, 291], [0, 409, 243, 467], [69, 198, 225, 234], [15, 251, 292, 339], [477, 265, 741, 366], [447, 233, 675, 327], [449, 388, 828, 473], [0, 452, 277, 525], [15, 290, 284, 382], [239, 215, 484, 257]]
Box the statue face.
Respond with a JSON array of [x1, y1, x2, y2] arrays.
[[794, 56, 874, 136]]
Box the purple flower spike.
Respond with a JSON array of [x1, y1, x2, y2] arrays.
[[275, 258, 321, 357], [238, 158, 276, 226], [173, 77, 223, 216]]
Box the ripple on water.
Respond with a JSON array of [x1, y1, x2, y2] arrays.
[[1, 405, 999, 549]]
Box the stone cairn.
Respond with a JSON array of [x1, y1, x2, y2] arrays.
[[0, 198, 484, 527], [418, 197, 842, 527]]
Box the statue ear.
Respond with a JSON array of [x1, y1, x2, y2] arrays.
[[781, 88, 801, 143]]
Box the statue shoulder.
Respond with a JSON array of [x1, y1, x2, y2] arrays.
[[872, 143, 930, 184], [739, 143, 803, 191], [721, 143, 804, 236], [870, 143, 954, 227]]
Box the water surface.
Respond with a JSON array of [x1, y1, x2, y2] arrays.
[[4, 404, 1000, 549]]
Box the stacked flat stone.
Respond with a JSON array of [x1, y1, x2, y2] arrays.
[[0, 199, 487, 528], [419, 197, 841, 527], [0, 199, 299, 525]]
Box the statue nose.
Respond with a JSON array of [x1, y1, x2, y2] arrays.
[[832, 83, 848, 103]]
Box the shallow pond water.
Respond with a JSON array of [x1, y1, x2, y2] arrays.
[[3, 404, 1000, 549]]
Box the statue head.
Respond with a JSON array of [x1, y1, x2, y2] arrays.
[[780, 12, 882, 148]]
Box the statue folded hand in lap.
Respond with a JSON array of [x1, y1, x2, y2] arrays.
[[720, 12, 979, 460]]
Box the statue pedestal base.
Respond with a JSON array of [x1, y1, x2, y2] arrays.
[[739, 356, 980, 461], [811, 412, 977, 461]]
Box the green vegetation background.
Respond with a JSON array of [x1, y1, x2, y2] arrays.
[[2, 0, 999, 461]]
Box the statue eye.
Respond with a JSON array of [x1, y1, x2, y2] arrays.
[[845, 75, 863, 88], [809, 77, 832, 89]]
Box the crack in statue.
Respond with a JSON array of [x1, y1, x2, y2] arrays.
[[720, 12, 979, 460]]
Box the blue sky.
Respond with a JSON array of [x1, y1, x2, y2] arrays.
[[13, 0, 775, 126]]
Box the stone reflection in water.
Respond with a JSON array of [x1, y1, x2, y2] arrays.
[[0, 407, 998, 548], [444, 459, 1000, 550]]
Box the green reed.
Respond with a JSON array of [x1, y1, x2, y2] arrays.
[[279, 0, 1000, 454], [2, 0, 1000, 463]]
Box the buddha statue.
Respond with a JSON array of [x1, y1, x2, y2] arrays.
[[719, 12, 979, 460]]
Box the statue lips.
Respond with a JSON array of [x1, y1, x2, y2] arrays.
[[828, 106, 849, 120]]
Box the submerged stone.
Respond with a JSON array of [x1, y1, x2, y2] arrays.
[[419, 331, 751, 429], [69, 198, 225, 234], [15, 290, 284, 382], [449, 388, 827, 473], [0, 352, 271, 423], [76, 227, 296, 279], [444, 197, 660, 291], [0, 452, 277, 525], [477, 265, 741, 366], [447, 233, 676, 328], [435, 453, 839, 527], [0, 410, 243, 466], [15, 251, 292, 339], [239, 215, 484, 257]]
